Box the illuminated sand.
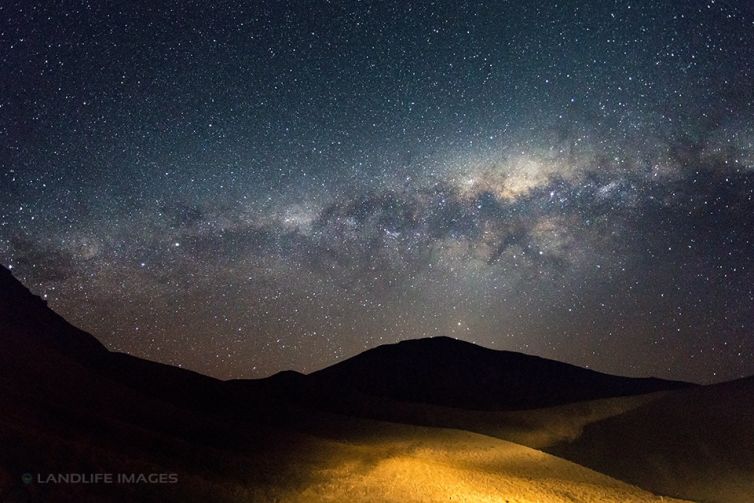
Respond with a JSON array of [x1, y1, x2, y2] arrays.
[[279, 425, 689, 503]]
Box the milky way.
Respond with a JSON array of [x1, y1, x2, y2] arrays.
[[2, 0, 753, 381]]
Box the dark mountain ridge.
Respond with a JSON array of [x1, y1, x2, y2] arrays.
[[0, 266, 106, 360], [1, 265, 690, 414], [308, 336, 691, 410]]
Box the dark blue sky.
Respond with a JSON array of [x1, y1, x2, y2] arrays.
[[2, 0, 753, 382]]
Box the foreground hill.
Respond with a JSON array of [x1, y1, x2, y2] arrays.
[[550, 375, 754, 503], [0, 266, 106, 360]]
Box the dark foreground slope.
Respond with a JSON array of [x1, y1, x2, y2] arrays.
[[550, 375, 754, 503], [0, 266, 106, 360], [0, 266, 291, 419], [0, 267, 307, 502]]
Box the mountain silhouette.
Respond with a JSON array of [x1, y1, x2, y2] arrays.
[[308, 336, 691, 410], [0, 265, 688, 414], [0, 267, 247, 428], [0, 266, 105, 360]]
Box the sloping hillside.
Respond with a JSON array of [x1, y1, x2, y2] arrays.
[[550, 376, 754, 503]]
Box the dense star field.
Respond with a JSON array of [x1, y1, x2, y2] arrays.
[[1, 0, 752, 381]]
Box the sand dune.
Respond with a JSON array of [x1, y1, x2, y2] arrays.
[[281, 424, 690, 503]]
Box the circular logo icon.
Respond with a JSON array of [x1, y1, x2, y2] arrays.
[[21, 473, 33, 485]]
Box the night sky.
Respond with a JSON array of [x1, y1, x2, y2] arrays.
[[2, 1, 753, 383]]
